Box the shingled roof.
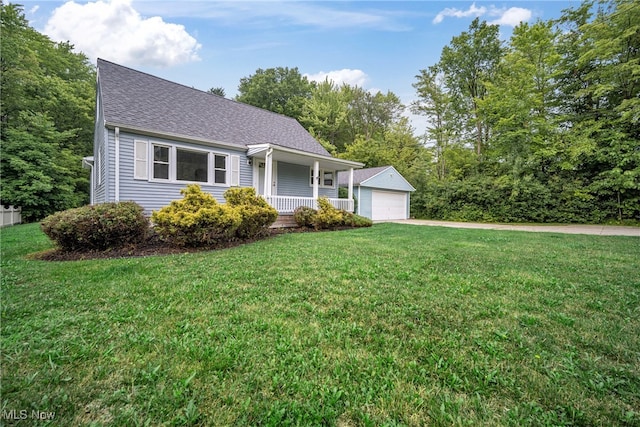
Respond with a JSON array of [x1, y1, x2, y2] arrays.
[[97, 59, 330, 157]]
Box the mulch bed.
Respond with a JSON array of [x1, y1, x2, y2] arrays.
[[32, 227, 351, 262]]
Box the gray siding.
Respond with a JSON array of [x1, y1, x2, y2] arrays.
[[117, 132, 252, 214], [276, 162, 337, 198]]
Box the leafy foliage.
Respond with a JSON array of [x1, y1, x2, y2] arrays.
[[411, 1, 640, 223], [41, 202, 148, 251], [151, 185, 241, 246], [293, 206, 318, 228], [314, 197, 345, 230], [224, 187, 278, 239], [236, 67, 313, 119], [0, 4, 95, 221]]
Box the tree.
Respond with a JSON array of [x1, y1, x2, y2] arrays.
[[0, 3, 95, 220], [413, 65, 459, 180], [438, 18, 503, 158], [299, 79, 349, 154], [236, 67, 313, 118], [481, 20, 562, 176], [1, 112, 82, 222], [208, 87, 226, 97]]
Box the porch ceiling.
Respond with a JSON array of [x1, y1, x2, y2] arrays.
[[247, 144, 363, 171]]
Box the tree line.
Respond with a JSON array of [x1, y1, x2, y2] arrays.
[[2, 0, 637, 223]]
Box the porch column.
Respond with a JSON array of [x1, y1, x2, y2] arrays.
[[312, 160, 319, 200], [264, 148, 273, 197], [348, 167, 354, 201]]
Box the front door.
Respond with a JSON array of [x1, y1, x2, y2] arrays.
[[255, 161, 277, 196]]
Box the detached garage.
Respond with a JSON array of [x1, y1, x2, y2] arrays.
[[338, 166, 415, 220]]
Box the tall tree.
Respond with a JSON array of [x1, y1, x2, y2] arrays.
[[481, 20, 562, 176], [236, 67, 313, 118], [0, 3, 95, 220], [438, 18, 503, 158], [299, 79, 349, 154], [412, 65, 459, 180]]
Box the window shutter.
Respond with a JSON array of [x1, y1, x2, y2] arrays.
[[134, 140, 148, 180], [230, 155, 240, 186]]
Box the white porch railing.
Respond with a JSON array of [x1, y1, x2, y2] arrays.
[[264, 196, 354, 214]]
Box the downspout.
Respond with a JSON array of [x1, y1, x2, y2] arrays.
[[114, 127, 120, 202]]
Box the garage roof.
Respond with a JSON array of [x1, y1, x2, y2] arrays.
[[338, 166, 415, 192]]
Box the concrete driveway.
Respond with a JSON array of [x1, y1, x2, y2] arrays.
[[387, 219, 640, 237]]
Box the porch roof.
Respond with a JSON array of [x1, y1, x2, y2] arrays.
[[247, 143, 363, 171]]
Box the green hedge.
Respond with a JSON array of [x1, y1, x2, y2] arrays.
[[41, 201, 149, 251]]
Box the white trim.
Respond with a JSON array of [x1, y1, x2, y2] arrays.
[[309, 167, 336, 189], [115, 127, 120, 201], [312, 160, 319, 199], [142, 140, 233, 187], [247, 143, 363, 168], [230, 155, 240, 186]]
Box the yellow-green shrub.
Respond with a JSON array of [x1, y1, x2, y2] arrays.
[[151, 185, 241, 246], [224, 187, 278, 238], [314, 196, 344, 229]]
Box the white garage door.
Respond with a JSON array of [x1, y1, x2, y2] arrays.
[[371, 190, 407, 220]]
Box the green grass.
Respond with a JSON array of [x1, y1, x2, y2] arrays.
[[1, 223, 639, 426]]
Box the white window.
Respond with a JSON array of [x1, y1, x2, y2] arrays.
[[134, 139, 239, 186], [153, 145, 170, 180], [310, 168, 335, 188]]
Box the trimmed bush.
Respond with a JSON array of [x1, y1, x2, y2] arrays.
[[293, 206, 317, 228], [41, 201, 148, 251], [314, 197, 344, 230], [151, 185, 241, 246], [342, 211, 373, 228], [224, 187, 278, 239]]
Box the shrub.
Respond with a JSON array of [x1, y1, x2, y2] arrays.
[[342, 211, 373, 228], [151, 185, 241, 246], [314, 197, 344, 229], [41, 201, 148, 251], [224, 187, 278, 238], [293, 206, 317, 228]]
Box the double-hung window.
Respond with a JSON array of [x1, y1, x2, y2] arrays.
[[309, 168, 335, 188], [134, 139, 239, 186]]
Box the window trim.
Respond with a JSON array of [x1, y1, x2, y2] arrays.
[[309, 167, 336, 189], [134, 140, 239, 187]]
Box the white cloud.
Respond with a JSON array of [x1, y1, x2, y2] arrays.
[[433, 3, 487, 24], [29, 5, 40, 14], [433, 3, 532, 27], [489, 7, 532, 27], [43, 0, 201, 67], [305, 69, 369, 87]]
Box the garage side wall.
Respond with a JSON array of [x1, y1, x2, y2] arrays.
[[357, 187, 373, 219]]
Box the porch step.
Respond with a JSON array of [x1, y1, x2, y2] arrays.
[[270, 214, 299, 229]]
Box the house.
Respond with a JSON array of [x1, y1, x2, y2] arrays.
[[84, 59, 363, 216], [338, 166, 415, 220]]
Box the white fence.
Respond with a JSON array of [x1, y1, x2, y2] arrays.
[[264, 196, 354, 214], [1, 205, 22, 227]]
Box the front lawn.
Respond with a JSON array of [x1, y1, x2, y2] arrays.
[[1, 223, 638, 426]]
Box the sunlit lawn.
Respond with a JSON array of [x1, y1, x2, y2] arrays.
[[1, 222, 639, 426]]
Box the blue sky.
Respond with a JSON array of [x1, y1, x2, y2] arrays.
[[23, 0, 579, 133]]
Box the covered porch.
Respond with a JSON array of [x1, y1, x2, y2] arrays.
[[247, 143, 363, 214]]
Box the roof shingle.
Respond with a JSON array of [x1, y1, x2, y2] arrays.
[[97, 59, 330, 156]]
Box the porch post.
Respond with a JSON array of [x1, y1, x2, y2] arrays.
[[312, 160, 319, 200], [348, 167, 354, 200], [264, 148, 273, 197]]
